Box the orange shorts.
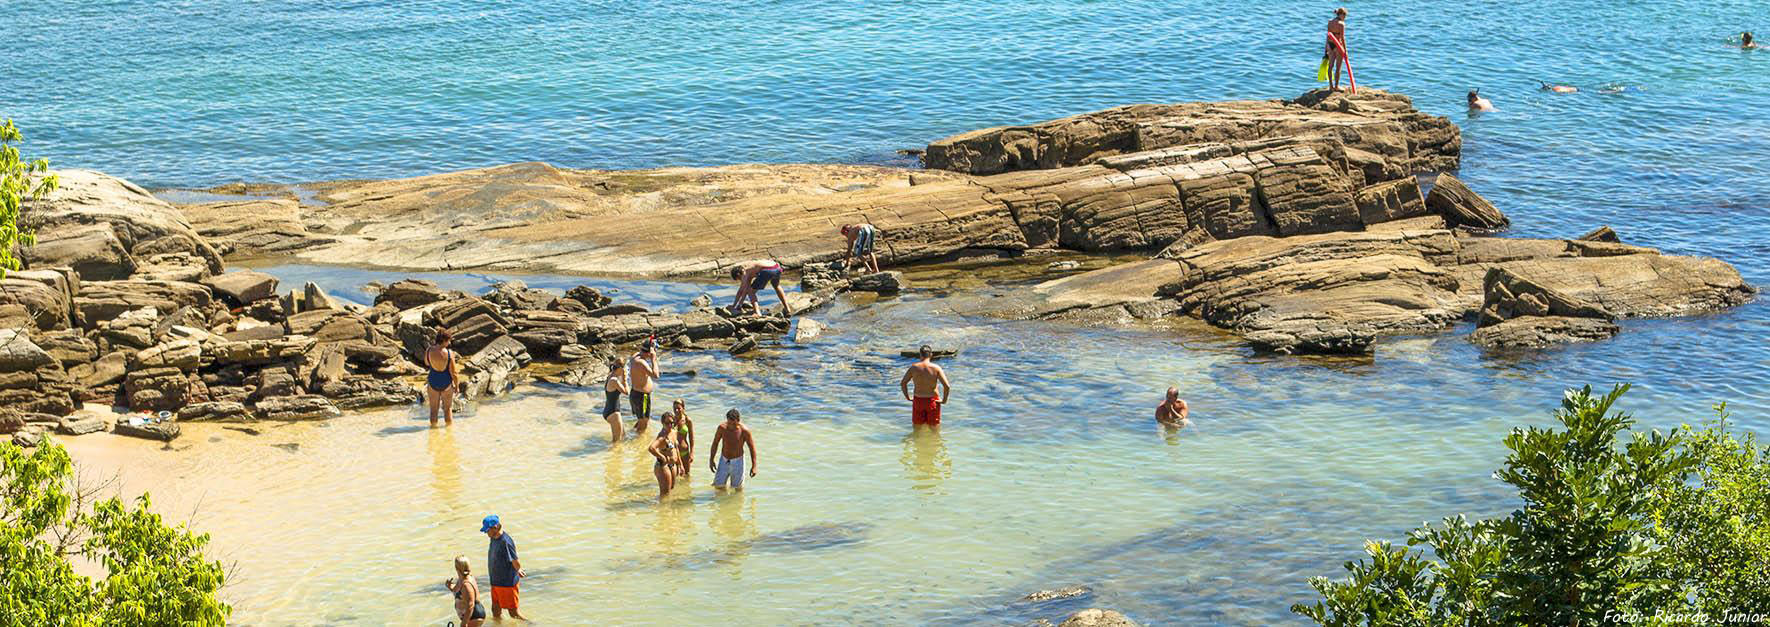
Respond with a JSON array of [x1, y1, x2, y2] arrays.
[[912, 397, 941, 426], [491, 585, 519, 609]]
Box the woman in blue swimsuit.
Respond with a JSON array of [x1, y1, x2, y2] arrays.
[[424, 329, 460, 426]]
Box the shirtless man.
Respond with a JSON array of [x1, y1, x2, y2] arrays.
[[1540, 81, 1578, 93], [709, 409, 758, 489], [1156, 387, 1191, 427], [730, 259, 793, 316], [1742, 32, 1758, 50], [899, 345, 952, 429], [628, 342, 659, 435], [840, 223, 881, 274], [1467, 89, 1496, 112], [1324, 8, 1348, 92]]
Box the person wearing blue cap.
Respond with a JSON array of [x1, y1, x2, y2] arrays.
[[480, 515, 525, 619]]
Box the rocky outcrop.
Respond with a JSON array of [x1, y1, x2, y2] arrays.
[[22, 169, 224, 280], [157, 90, 1479, 277], [0, 330, 80, 415], [992, 228, 1753, 355], [926, 89, 1457, 178], [1426, 174, 1508, 231], [1058, 609, 1141, 627]]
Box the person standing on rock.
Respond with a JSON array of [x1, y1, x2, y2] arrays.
[[628, 342, 660, 435], [709, 408, 757, 490], [481, 515, 526, 620], [602, 357, 628, 443], [841, 223, 881, 274], [424, 328, 461, 427], [1156, 387, 1191, 428], [730, 259, 793, 316], [1324, 7, 1349, 92], [899, 345, 952, 429]]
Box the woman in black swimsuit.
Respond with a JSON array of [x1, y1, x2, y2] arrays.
[[445, 555, 486, 627], [602, 358, 628, 443]]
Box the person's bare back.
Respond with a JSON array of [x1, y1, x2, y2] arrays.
[[905, 361, 946, 399]]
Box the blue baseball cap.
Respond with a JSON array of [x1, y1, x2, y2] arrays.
[[480, 515, 500, 532]]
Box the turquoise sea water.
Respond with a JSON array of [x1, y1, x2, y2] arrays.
[[9, 1, 1770, 623]]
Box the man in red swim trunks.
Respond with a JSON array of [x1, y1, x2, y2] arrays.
[[899, 345, 952, 428]]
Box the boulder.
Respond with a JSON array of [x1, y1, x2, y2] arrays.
[[177, 401, 252, 422], [1477, 267, 1613, 327], [1491, 255, 1755, 318], [124, 367, 194, 411], [484, 280, 555, 311], [1472, 316, 1622, 349], [1425, 174, 1508, 231], [75, 280, 212, 329], [374, 279, 447, 310], [11, 430, 43, 448], [285, 309, 373, 343], [75, 351, 129, 387], [56, 412, 109, 435], [130, 252, 211, 282], [799, 265, 848, 292], [1579, 226, 1620, 243], [207, 335, 315, 367], [792, 318, 825, 342], [1354, 177, 1428, 225], [0, 413, 23, 434], [688, 293, 715, 309], [22, 169, 224, 276], [201, 270, 280, 305], [300, 281, 344, 311], [1020, 586, 1093, 603], [461, 335, 531, 400], [253, 395, 342, 421], [314, 377, 420, 410], [130, 339, 203, 371], [848, 271, 905, 294], [547, 297, 589, 316], [23, 224, 135, 280], [34, 329, 98, 367], [0, 329, 56, 371], [898, 348, 960, 359], [114, 417, 181, 442], [242, 297, 287, 323], [249, 367, 303, 401], [0, 268, 79, 331], [512, 328, 576, 359], [1058, 609, 1140, 627], [728, 337, 758, 355], [587, 303, 649, 317], [564, 285, 612, 310]]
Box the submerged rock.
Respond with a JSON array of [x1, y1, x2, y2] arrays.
[[1058, 609, 1140, 627]]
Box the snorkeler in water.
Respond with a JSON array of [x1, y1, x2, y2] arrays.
[[1539, 81, 1578, 93]]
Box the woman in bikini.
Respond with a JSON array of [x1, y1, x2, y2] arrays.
[[444, 555, 487, 627], [424, 329, 461, 427], [648, 411, 681, 500], [603, 357, 628, 443], [672, 399, 695, 480]]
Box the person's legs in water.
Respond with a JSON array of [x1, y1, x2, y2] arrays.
[[440, 386, 455, 425], [654, 456, 674, 500], [427, 386, 442, 426], [630, 391, 651, 435]]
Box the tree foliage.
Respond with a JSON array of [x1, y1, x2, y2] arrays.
[[1295, 385, 1770, 626], [0, 440, 229, 626], [1, 119, 58, 280]]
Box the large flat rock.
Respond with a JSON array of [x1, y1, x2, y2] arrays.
[[163, 91, 1482, 278], [1003, 229, 1754, 355]]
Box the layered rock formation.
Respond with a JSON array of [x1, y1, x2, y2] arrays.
[[993, 228, 1753, 354], [160, 90, 1467, 278]]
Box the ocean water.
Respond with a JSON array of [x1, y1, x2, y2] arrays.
[[11, 1, 1770, 624]]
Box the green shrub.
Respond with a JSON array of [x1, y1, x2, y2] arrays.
[[0, 119, 58, 280], [1295, 385, 1770, 625], [0, 441, 229, 626]]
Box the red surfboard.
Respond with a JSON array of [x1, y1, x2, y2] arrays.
[[1327, 33, 1356, 92]]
